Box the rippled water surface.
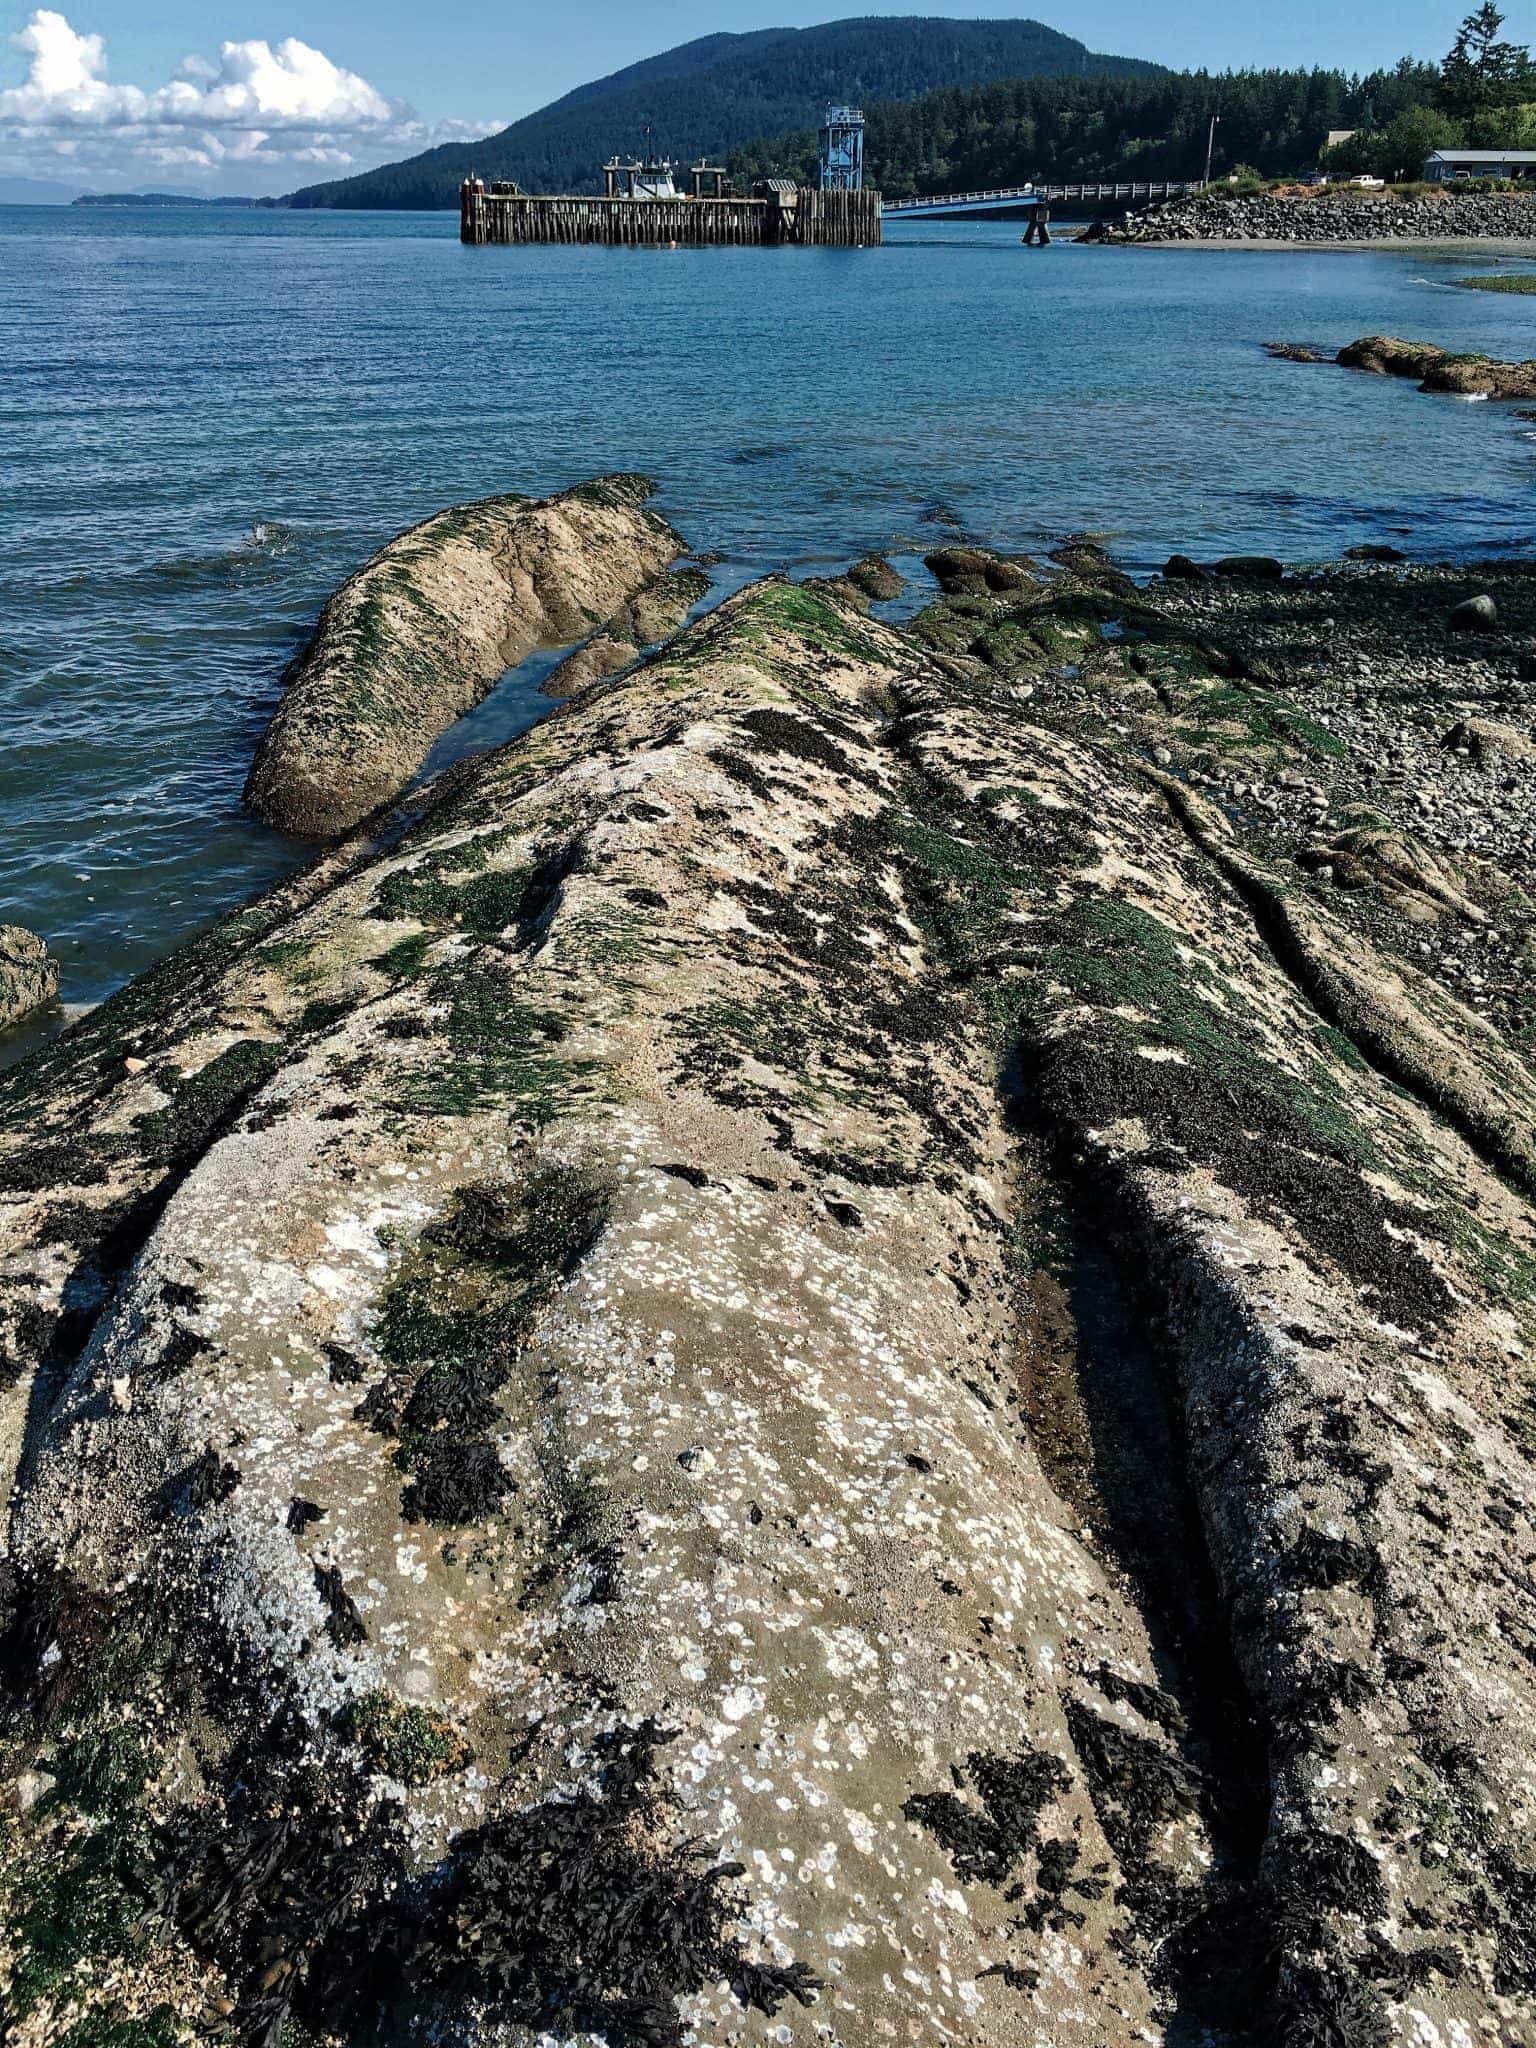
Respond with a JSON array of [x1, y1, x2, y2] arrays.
[[3, 202, 1535, 1018]]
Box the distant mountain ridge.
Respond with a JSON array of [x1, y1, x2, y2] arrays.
[[0, 173, 83, 205], [282, 15, 1161, 210]]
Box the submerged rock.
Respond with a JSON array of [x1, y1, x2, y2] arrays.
[[845, 553, 905, 602], [3, 538, 1536, 2045], [1264, 340, 1329, 362], [1212, 553, 1284, 581], [0, 923, 58, 1030], [244, 476, 684, 838]]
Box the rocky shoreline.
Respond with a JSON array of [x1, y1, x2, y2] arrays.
[[2, 507, 1536, 2047], [1090, 188, 1536, 244]]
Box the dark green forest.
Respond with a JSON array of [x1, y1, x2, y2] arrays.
[[281, 16, 1159, 208], [725, 5, 1536, 192], [727, 63, 1442, 194]]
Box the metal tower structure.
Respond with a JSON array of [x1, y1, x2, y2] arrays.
[[818, 106, 865, 191]]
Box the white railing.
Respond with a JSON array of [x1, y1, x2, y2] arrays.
[[886, 184, 1041, 207], [884, 180, 1201, 211]]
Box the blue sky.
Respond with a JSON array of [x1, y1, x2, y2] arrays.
[[0, 1, 1475, 194]]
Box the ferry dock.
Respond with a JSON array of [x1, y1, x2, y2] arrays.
[[460, 105, 881, 249]]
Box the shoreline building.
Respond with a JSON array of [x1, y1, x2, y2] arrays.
[[1424, 148, 1536, 181]]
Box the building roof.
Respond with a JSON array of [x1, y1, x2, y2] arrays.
[[1426, 148, 1536, 162]]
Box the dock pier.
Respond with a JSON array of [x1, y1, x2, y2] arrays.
[[460, 181, 882, 249]]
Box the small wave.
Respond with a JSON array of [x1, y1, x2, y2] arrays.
[[1460, 391, 1491, 403], [240, 519, 295, 554], [728, 445, 790, 466], [144, 555, 224, 587], [145, 521, 296, 587]]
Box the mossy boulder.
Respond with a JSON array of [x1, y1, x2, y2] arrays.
[[0, 924, 59, 1030], [845, 553, 905, 602], [1339, 334, 1536, 399], [244, 477, 684, 838]]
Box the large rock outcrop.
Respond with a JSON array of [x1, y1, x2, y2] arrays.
[[244, 477, 685, 838], [3, 540, 1536, 2047]]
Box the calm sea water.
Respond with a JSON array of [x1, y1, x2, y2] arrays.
[[3, 201, 1535, 1029]]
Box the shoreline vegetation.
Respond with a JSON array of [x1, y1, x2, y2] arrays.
[[282, 16, 1160, 211], [727, 6, 1536, 206], [56, 5, 1536, 250], [70, 192, 259, 209], [2, 485, 1535, 2043], [1457, 267, 1536, 287]]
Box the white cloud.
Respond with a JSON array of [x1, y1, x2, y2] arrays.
[[0, 11, 494, 192]]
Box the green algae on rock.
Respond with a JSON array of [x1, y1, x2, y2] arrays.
[[1454, 272, 1536, 294], [243, 476, 686, 839], [0, 924, 59, 1032], [2, 537, 1536, 2046], [541, 562, 711, 700], [1336, 335, 1536, 400]]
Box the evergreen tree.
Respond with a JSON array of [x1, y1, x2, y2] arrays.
[[1325, 104, 1464, 178], [1439, 4, 1533, 118]]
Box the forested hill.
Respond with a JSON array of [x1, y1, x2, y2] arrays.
[[726, 62, 1441, 193], [281, 16, 1160, 208]]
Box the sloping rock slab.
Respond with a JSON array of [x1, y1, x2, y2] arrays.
[[2, 580, 1191, 2048], [4, 554, 1536, 2046]]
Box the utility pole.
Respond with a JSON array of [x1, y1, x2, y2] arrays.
[[1204, 113, 1221, 185]]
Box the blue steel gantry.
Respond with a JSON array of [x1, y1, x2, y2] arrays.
[[818, 106, 865, 191]]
